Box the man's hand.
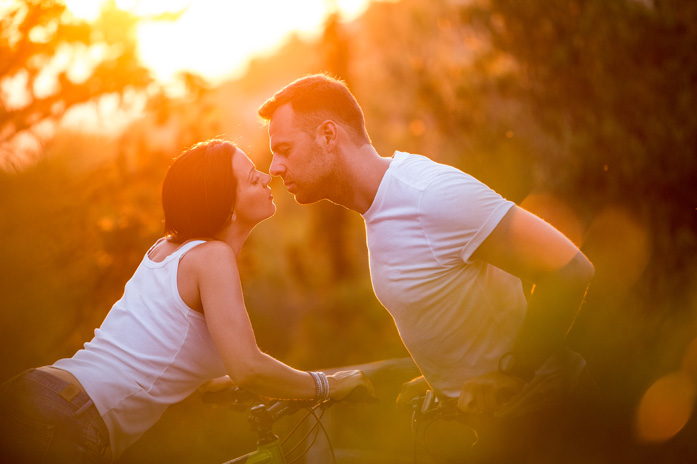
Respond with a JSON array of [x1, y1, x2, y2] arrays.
[[396, 376, 430, 411], [457, 371, 526, 415]]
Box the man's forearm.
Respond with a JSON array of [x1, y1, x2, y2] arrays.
[[510, 251, 594, 376]]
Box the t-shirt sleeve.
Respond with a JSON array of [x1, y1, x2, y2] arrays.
[[419, 169, 514, 264]]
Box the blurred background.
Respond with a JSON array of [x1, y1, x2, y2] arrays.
[[1, 0, 696, 462]]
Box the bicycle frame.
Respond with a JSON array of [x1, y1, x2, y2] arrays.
[[204, 388, 341, 464], [223, 440, 284, 464]]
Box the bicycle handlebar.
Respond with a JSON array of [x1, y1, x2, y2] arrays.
[[201, 384, 377, 415], [202, 384, 378, 463], [410, 389, 459, 420], [201, 387, 263, 408], [337, 384, 378, 404]]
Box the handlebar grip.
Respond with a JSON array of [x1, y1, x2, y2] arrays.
[[342, 385, 379, 404], [200, 387, 260, 405]]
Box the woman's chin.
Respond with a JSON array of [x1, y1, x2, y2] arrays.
[[261, 205, 277, 222]]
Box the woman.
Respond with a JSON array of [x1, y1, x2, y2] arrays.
[[0, 139, 373, 463]]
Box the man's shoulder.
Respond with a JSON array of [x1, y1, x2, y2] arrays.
[[390, 152, 466, 189]]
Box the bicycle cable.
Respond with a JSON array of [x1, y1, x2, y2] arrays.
[[280, 404, 321, 446], [277, 402, 336, 464], [282, 406, 325, 463], [302, 405, 336, 464]]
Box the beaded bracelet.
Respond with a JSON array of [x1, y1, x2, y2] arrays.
[[308, 371, 329, 402]]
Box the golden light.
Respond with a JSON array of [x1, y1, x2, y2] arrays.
[[635, 372, 695, 443], [582, 206, 650, 292], [63, 0, 373, 83], [682, 337, 697, 383], [520, 193, 584, 247]]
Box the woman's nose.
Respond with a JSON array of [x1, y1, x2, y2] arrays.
[[262, 172, 272, 186]]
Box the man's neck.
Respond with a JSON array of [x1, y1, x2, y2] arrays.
[[334, 145, 391, 214]]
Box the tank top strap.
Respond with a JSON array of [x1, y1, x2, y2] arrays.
[[145, 237, 167, 257], [171, 240, 207, 261]]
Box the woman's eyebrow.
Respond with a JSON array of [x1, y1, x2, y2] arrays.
[[247, 166, 255, 181]]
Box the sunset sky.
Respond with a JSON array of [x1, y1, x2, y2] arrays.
[[64, 0, 375, 83]]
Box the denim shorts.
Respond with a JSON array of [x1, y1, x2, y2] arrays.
[[0, 368, 111, 464]]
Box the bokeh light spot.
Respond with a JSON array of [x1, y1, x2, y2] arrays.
[[409, 119, 425, 137], [681, 337, 697, 384], [635, 372, 695, 443], [520, 193, 584, 247], [583, 207, 650, 291]]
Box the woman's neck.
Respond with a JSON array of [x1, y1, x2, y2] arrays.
[[216, 223, 253, 257]]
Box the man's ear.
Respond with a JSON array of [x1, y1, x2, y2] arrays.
[[317, 120, 338, 150]]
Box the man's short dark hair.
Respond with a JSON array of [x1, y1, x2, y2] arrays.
[[258, 74, 371, 145]]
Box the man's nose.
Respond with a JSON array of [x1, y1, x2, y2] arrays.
[[269, 156, 284, 177]]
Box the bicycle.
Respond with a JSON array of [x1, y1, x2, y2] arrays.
[[201, 385, 375, 464]]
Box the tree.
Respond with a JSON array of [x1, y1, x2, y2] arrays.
[[465, 0, 697, 299], [0, 0, 152, 169]]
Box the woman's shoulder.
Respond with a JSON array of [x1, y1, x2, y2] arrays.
[[182, 240, 237, 270]]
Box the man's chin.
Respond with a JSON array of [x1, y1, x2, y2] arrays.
[[292, 191, 323, 205]]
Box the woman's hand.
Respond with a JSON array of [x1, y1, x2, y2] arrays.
[[199, 375, 236, 394], [327, 370, 376, 401]]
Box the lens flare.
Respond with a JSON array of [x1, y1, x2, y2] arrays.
[[635, 372, 695, 443], [682, 337, 697, 384], [583, 207, 650, 292], [520, 193, 584, 247]]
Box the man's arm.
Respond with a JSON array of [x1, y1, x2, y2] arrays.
[[460, 205, 594, 412]]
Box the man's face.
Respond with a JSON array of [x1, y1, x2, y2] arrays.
[[268, 103, 332, 204]]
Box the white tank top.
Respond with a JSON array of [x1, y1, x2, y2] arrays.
[[54, 239, 226, 459]]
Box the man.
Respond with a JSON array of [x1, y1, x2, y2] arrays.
[[257, 74, 594, 422]]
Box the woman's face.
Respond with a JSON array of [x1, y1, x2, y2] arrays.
[[232, 148, 276, 226]]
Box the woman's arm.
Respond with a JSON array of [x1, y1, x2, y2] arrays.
[[188, 241, 369, 400]]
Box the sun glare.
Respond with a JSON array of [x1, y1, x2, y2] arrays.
[[63, 0, 372, 83]]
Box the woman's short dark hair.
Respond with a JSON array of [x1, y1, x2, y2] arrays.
[[257, 73, 371, 145], [162, 139, 238, 242]]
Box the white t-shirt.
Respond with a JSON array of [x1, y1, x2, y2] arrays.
[[363, 151, 526, 397], [54, 240, 226, 459]]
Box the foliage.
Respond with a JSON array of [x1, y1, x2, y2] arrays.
[[0, 0, 152, 168], [461, 0, 697, 406], [471, 0, 697, 278]]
